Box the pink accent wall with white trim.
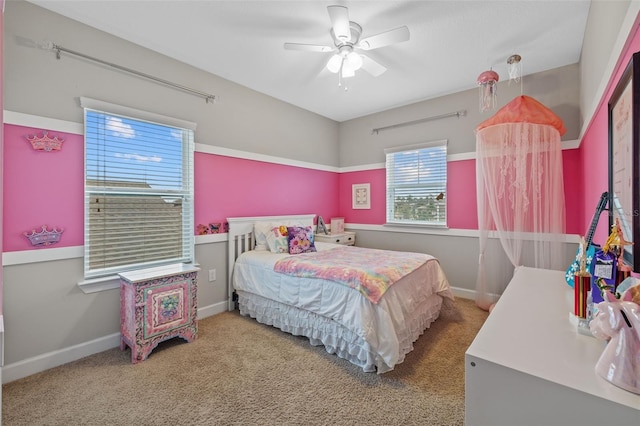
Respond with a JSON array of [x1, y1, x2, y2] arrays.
[[580, 15, 640, 245], [194, 152, 340, 226], [1, 4, 4, 313], [2, 129, 342, 252], [338, 152, 583, 234], [337, 169, 386, 224], [2, 125, 84, 252], [1, 123, 585, 253]]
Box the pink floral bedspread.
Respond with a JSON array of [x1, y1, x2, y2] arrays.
[[273, 246, 433, 304]]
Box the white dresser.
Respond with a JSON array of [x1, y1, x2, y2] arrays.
[[465, 266, 640, 425]]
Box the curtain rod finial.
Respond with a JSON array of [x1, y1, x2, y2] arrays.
[[39, 40, 54, 50]]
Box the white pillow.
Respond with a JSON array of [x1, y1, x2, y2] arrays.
[[253, 222, 275, 251], [254, 221, 306, 252], [265, 225, 289, 253]]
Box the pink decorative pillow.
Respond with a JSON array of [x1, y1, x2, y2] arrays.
[[287, 226, 317, 255]]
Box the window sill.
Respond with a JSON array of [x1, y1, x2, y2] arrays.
[[77, 262, 201, 294], [77, 275, 120, 294], [384, 222, 449, 230]]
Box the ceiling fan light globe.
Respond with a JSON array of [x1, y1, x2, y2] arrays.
[[326, 54, 343, 73], [341, 65, 355, 78], [347, 52, 363, 71]]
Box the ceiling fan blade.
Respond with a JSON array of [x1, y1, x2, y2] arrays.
[[284, 43, 335, 53], [358, 26, 410, 50], [361, 55, 387, 77], [327, 5, 351, 42]]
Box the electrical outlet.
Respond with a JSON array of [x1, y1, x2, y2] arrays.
[[208, 269, 216, 282]]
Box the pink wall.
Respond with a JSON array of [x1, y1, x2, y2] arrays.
[[1, 3, 4, 313], [563, 148, 583, 235], [3, 125, 84, 251], [0, 122, 589, 254], [338, 152, 583, 234], [580, 14, 640, 245], [1, 136, 341, 252], [337, 169, 385, 224], [194, 153, 340, 227], [447, 160, 479, 230]]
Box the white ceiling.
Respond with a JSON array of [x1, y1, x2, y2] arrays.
[[26, 0, 591, 122]]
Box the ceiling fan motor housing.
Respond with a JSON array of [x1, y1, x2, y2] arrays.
[[331, 22, 362, 47]]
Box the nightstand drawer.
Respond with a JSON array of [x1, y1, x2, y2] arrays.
[[315, 231, 356, 246]]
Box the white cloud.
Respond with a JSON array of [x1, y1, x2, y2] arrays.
[[114, 152, 162, 162], [106, 116, 135, 139]]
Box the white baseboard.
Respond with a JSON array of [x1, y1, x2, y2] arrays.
[[451, 286, 501, 304], [2, 301, 230, 384], [197, 301, 228, 319], [2, 332, 121, 384], [451, 286, 476, 300]]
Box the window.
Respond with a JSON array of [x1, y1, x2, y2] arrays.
[[385, 140, 447, 226], [81, 98, 196, 279]]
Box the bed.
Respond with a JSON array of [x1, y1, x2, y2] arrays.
[[227, 214, 454, 373]]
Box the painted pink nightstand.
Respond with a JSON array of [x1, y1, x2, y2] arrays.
[[119, 263, 200, 363]]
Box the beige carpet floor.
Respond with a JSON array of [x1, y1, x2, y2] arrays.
[[2, 297, 488, 426]]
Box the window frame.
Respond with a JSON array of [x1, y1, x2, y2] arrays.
[[384, 139, 448, 228], [80, 97, 196, 280]]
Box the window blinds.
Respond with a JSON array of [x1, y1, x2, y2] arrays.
[[385, 140, 447, 226], [83, 103, 195, 278]]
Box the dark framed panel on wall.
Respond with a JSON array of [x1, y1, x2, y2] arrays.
[[608, 51, 640, 272]]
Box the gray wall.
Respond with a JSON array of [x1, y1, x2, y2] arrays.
[[5, 0, 339, 166], [580, 0, 631, 132], [338, 64, 580, 167]]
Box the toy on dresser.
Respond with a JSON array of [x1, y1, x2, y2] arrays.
[[590, 283, 640, 395], [591, 218, 632, 303], [574, 236, 591, 321]]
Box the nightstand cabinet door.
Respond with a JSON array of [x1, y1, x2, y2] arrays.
[[119, 264, 199, 363]]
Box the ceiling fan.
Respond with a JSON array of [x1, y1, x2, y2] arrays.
[[284, 5, 410, 81]]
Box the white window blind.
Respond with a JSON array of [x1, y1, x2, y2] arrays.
[[385, 140, 447, 226], [82, 99, 195, 279]]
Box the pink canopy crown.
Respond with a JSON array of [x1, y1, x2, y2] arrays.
[[476, 95, 566, 136]]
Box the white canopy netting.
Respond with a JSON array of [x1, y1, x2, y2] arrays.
[[475, 95, 567, 311]]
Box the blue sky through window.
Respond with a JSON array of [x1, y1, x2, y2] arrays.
[[390, 145, 446, 189], [86, 111, 185, 190]]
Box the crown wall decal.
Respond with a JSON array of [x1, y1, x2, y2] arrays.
[[26, 131, 64, 151], [24, 225, 64, 246]]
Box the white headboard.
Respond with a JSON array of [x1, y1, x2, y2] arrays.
[[226, 214, 315, 310]]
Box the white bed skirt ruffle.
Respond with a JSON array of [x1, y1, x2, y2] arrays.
[[236, 290, 444, 373]]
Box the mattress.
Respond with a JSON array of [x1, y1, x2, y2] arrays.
[[232, 242, 454, 373]]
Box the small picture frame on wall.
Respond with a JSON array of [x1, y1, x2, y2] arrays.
[[352, 183, 371, 210]]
